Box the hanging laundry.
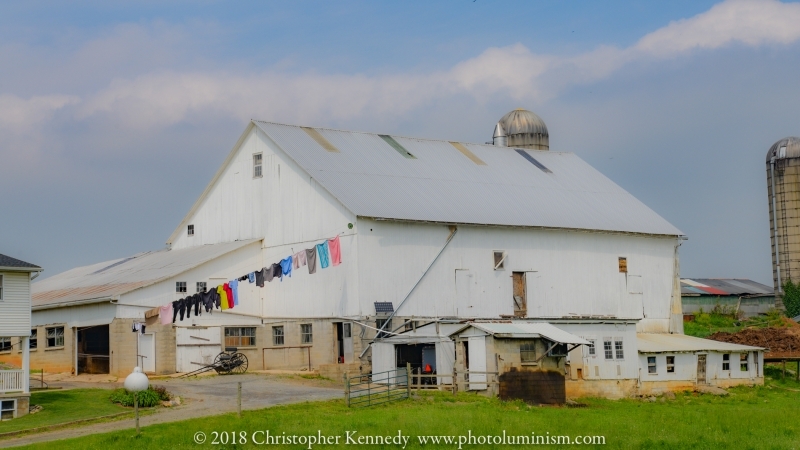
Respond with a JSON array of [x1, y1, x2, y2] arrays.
[[280, 256, 293, 280], [306, 248, 317, 274], [328, 235, 342, 266], [264, 265, 275, 283], [159, 303, 173, 325], [140, 325, 146, 334], [193, 293, 202, 316], [132, 323, 141, 333], [223, 283, 234, 309], [255, 268, 265, 287], [271, 263, 282, 280], [317, 241, 331, 269], [296, 250, 307, 267], [200, 290, 214, 313], [238, 275, 248, 282], [185, 296, 192, 319], [248, 272, 256, 283], [218, 285, 229, 310], [171, 299, 183, 322], [229, 279, 240, 307], [293, 253, 301, 270], [144, 307, 160, 320]]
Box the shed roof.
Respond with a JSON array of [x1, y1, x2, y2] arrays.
[[680, 278, 773, 296], [637, 333, 763, 353], [451, 322, 589, 345], [0, 254, 42, 272], [32, 239, 259, 309], [382, 323, 464, 344], [252, 121, 682, 237]]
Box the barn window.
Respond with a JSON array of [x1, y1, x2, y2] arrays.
[[584, 339, 596, 357], [520, 341, 536, 362], [0, 337, 10, 352], [253, 153, 263, 178], [603, 339, 613, 360], [618, 257, 627, 273], [375, 319, 392, 338], [614, 339, 624, 360], [722, 354, 730, 371], [187, 224, 194, 236], [666, 356, 675, 373], [272, 326, 284, 346], [404, 321, 418, 331], [301, 324, 313, 344], [196, 282, 207, 293], [740, 353, 748, 371], [46, 327, 64, 348], [512, 272, 527, 317], [493, 251, 506, 270], [30, 329, 37, 350], [225, 327, 256, 347], [547, 342, 568, 357], [647, 356, 657, 374], [176, 282, 187, 293]]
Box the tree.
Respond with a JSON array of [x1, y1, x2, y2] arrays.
[[782, 279, 800, 318]]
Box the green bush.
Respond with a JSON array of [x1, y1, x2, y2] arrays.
[[783, 279, 800, 318], [109, 385, 168, 408]]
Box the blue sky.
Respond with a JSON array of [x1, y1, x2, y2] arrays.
[[2, 0, 799, 286]]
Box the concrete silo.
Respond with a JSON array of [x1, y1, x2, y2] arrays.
[[766, 136, 800, 309]]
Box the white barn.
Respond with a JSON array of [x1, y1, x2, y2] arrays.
[[7, 110, 762, 397]]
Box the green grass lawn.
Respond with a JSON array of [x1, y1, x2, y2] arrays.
[[12, 368, 800, 450], [683, 310, 788, 338], [0, 389, 132, 435]]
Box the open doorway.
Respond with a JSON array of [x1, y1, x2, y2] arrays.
[[77, 325, 110, 374], [396, 344, 436, 385]]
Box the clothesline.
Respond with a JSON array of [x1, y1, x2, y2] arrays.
[[140, 235, 344, 328]]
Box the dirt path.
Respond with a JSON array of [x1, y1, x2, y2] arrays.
[[1, 374, 341, 448]]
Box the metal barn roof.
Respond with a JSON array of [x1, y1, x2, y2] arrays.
[[637, 333, 763, 353], [254, 121, 683, 237], [382, 323, 465, 344], [680, 278, 773, 296], [451, 322, 589, 345], [0, 254, 42, 272], [32, 239, 259, 309]]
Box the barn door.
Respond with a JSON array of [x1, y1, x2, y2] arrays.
[[138, 333, 156, 373], [176, 327, 221, 373], [343, 323, 354, 363], [697, 354, 707, 384], [456, 270, 475, 317], [467, 336, 487, 390], [512, 272, 527, 317]]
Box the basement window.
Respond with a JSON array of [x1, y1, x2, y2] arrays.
[[272, 326, 284, 346], [740, 353, 748, 371], [253, 153, 263, 178], [666, 356, 675, 373], [722, 354, 730, 371], [196, 282, 207, 293], [1, 399, 16, 420], [647, 356, 657, 374], [301, 324, 313, 344], [0, 337, 10, 352], [520, 341, 536, 363], [618, 257, 627, 273], [493, 251, 506, 270], [176, 282, 187, 293], [187, 224, 194, 236], [46, 327, 64, 348]]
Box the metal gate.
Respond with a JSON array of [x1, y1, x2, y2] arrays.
[[345, 367, 410, 407]]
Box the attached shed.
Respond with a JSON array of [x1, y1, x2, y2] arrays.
[[637, 333, 764, 394], [451, 322, 587, 404], [371, 323, 461, 385]]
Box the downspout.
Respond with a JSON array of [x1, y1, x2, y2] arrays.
[[770, 156, 783, 293], [360, 226, 458, 358]]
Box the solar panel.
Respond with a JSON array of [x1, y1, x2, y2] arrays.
[[374, 302, 394, 313]]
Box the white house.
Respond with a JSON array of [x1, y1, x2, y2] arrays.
[[8, 110, 762, 397], [0, 254, 42, 419]]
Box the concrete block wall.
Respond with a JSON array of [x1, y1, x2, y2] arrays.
[[26, 325, 75, 374], [110, 318, 176, 377], [0, 394, 30, 419]]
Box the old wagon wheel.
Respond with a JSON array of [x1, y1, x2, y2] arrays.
[[230, 353, 248, 374], [213, 352, 232, 375]]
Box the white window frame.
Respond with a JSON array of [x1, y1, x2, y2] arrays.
[[253, 153, 263, 178], [272, 326, 284, 346], [301, 324, 313, 344], [666, 355, 675, 373], [187, 224, 194, 236], [176, 281, 187, 293], [46, 326, 64, 348], [647, 356, 657, 374], [0, 337, 11, 353], [722, 353, 730, 371], [614, 338, 624, 360], [584, 338, 596, 358], [740, 353, 749, 372], [603, 338, 613, 360], [1, 399, 17, 420], [196, 282, 207, 293]]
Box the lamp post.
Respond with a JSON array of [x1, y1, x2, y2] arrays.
[[124, 366, 149, 434]]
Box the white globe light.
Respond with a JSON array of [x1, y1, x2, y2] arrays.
[[124, 367, 149, 392]]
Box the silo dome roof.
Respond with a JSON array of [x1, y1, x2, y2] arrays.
[[499, 108, 548, 137], [766, 137, 800, 162]]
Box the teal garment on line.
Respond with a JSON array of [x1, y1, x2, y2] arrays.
[[280, 256, 293, 280], [316, 241, 330, 269]]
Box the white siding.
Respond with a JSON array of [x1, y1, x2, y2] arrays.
[[356, 219, 678, 331], [639, 351, 763, 383], [0, 272, 32, 337], [557, 322, 639, 380], [33, 302, 115, 328]]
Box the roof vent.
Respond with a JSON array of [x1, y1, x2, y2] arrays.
[[492, 123, 507, 147]]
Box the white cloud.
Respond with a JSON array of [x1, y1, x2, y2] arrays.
[[0, 94, 79, 130]]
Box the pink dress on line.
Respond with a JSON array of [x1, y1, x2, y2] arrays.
[[328, 235, 342, 266]]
